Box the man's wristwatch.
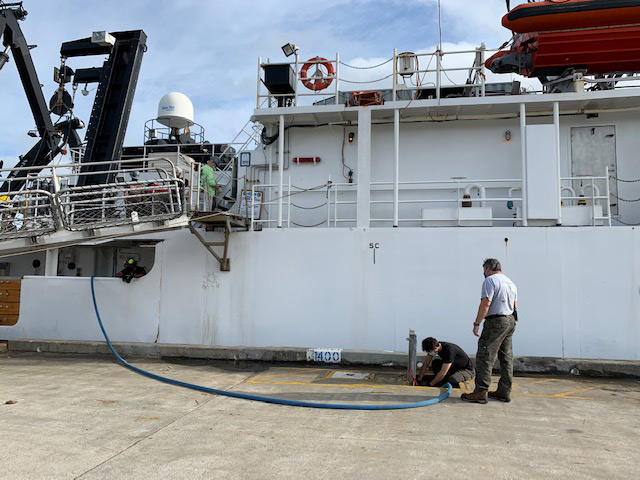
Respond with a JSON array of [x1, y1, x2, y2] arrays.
[[473, 322, 480, 326]]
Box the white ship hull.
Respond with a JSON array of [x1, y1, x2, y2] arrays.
[[2, 226, 638, 361]]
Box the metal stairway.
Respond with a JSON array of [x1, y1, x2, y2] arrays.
[[214, 119, 263, 206]]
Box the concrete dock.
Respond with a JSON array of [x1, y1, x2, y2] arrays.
[[1, 351, 639, 479]]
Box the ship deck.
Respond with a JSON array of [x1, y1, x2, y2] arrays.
[[2, 351, 638, 479]]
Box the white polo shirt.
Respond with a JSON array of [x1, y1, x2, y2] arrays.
[[481, 273, 517, 317]]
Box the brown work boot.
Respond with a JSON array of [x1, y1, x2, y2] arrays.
[[488, 390, 511, 403], [460, 392, 488, 404]]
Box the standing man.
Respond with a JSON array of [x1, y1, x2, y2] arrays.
[[200, 156, 221, 211], [417, 337, 475, 388], [461, 258, 518, 404]]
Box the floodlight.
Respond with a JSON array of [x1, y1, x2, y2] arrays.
[[281, 43, 299, 57], [0, 46, 9, 71]]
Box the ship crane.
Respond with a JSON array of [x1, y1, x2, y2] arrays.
[[0, 2, 83, 193]]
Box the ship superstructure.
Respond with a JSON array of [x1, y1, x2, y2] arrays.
[[0, 1, 639, 362]]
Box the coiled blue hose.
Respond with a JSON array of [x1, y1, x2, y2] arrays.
[[91, 276, 451, 410]]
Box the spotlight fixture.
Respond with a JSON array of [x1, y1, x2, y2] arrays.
[[281, 43, 299, 58]]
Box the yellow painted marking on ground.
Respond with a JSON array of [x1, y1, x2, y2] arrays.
[[256, 368, 407, 380], [526, 378, 564, 385], [246, 379, 438, 392], [134, 416, 161, 421], [527, 386, 596, 400], [252, 368, 326, 380]]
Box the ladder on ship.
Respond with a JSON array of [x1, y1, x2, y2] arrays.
[[186, 119, 262, 270], [209, 119, 263, 210]]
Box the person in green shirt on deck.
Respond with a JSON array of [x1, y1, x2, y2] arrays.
[[200, 156, 221, 210]]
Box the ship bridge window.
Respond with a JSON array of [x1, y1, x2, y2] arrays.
[[57, 240, 159, 278]]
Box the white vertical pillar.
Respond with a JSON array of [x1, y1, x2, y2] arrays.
[[553, 102, 562, 225], [278, 114, 285, 228], [520, 103, 528, 227], [267, 124, 274, 222], [357, 108, 372, 228], [393, 109, 400, 227], [45, 249, 59, 276]]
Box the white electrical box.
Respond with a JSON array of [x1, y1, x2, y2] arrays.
[[398, 53, 417, 77], [91, 31, 116, 47]]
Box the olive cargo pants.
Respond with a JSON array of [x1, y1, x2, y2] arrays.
[[473, 315, 517, 394]]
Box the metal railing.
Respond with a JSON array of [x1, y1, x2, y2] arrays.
[[560, 171, 612, 227], [0, 188, 56, 240], [257, 46, 501, 108], [369, 178, 524, 226], [0, 158, 191, 240]]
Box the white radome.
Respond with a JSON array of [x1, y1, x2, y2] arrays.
[[157, 92, 194, 129]]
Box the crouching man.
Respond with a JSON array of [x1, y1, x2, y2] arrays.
[[417, 337, 475, 388]]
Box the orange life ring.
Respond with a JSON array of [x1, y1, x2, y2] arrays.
[[300, 57, 335, 91]]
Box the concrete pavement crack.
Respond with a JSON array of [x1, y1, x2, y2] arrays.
[[74, 372, 257, 479]]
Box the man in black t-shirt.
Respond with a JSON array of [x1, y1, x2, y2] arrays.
[[416, 337, 475, 388]]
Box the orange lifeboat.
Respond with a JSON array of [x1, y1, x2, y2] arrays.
[[487, 0, 640, 78], [504, 0, 640, 34]]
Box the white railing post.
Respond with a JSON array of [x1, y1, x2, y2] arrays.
[[591, 176, 596, 226], [334, 184, 338, 227], [606, 166, 612, 226], [251, 184, 256, 230], [335, 53, 340, 105], [520, 103, 528, 227], [188, 159, 195, 212], [456, 178, 461, 227], [393, 108, 400, 227], [436, 50, 442, 101], [294, 53, 299, 106], [480, 43, 486, 97], [257, 56, 262, 109], [327, 175, 332, 228], [196, 162, 202, 211], [278, 114, 285, 228], [287, 175, 291, 228], [392, 48, 397, 102]]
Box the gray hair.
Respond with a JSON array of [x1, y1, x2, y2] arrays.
[[483, 258, 502, 272]]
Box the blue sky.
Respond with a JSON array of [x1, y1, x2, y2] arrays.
[[0, 0, 526, 163]]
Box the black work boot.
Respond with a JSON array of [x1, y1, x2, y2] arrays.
[[460, 392, 488, 404], [488, 390, 511, 403]]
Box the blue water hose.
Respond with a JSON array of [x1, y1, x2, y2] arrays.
[[90, 276, 451, 410]]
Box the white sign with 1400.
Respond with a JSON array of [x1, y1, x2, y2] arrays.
[[306, 348, 342, 363]]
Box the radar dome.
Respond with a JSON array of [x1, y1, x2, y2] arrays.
[[157, 92, 194, 129]]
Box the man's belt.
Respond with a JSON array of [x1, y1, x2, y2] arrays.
[[485, 313, 513, 320]]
